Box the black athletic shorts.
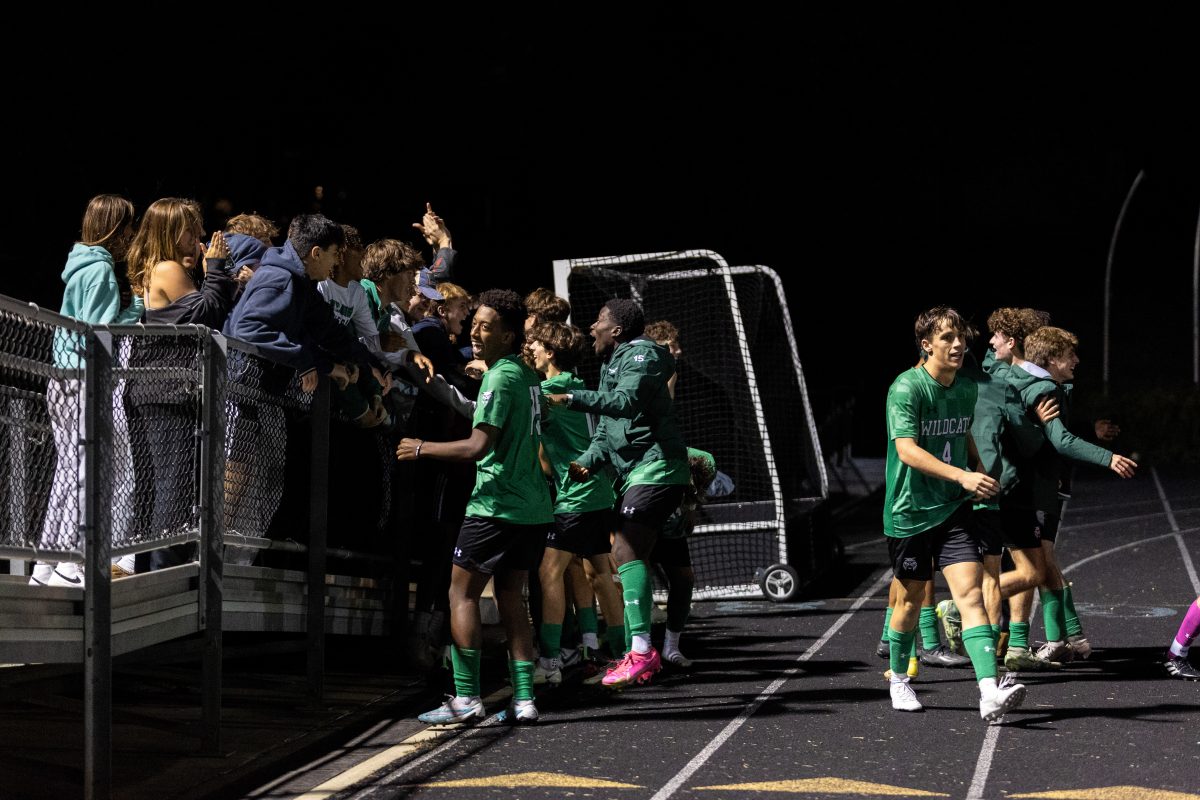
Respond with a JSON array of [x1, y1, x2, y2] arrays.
[[1037, 508, 1062, 544], [454, 516, 548, 575], [887, 505, 981, 582], [972, 509, 1005, 557], [617, 483, 686, 531], [650, 534, 692, 568], [548, 509, 613, 557], [997, 503, 1042, 551]]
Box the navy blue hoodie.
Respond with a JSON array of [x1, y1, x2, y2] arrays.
[[222, 241, 366, 377]]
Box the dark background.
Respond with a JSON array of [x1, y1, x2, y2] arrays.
[[4, 19, 1198, 455]]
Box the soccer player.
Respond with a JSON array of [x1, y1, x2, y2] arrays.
[[965, 308, 1061, 671], [398, 289, 553, 725], [546, 299, 689, 688], [526, 321, 626, 684], [1165, 596, 1200, 680], [883, 307, 1026, 721], [1008, 326, 1136, 662]]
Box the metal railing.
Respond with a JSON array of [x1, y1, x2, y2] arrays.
[[0, 294, 356, 800]]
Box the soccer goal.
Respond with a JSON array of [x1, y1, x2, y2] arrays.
[[553, 249, 829, 601]]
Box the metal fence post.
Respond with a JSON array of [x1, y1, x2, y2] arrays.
[[198, 332, 226, 753], [84, 329, 114, 800], [307, 377, 330, 706]]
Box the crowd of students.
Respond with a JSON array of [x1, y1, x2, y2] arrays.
[[32, 194, 719, 725]]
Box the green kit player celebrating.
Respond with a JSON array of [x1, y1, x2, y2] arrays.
[[884, 307, 1026, 721], [547, 298, 689, 688], [398, 289, 553, 725]]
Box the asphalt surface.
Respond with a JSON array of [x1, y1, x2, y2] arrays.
[[7, 466, 1198, 799], [241, 465, 1200, 800]]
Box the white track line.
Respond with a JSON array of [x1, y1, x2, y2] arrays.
[[1152, 466, 1200, 594], [970, 475, 1199, 800], [648, 568, 893, 800]]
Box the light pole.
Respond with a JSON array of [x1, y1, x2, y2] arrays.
[[1104, 169, 1145, 395]]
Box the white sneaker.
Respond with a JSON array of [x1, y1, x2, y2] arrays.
[[498, 698, 539, 724], [663, 649, 693, 668], [1067, 634, 1092, 660], [889, 678, 923, 712], [534, 657, 562, 686], [417, 695, 485, 724], [1036, 640, 1073, 664], [980, 681, 1026, 722], [29, 562, 54, 586], [47, 563, 84, 588]]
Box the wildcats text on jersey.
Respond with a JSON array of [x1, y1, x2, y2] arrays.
[[921, 416, 972, 437]]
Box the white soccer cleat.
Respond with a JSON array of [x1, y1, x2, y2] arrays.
[[980, 681, 1026, 722], [498, 699, 539, 725], [1036, 640, 1074, 664], [1067, 634, 1092, 660], [889, 679, 923, 712], [533, 657, 562, 686]]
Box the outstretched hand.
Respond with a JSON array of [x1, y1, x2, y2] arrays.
[[1110, 453, 1137, 478], [412, 202, 451, 248], [567, 462, 591, 482]]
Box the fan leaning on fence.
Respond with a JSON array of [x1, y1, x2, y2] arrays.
[[30, 195, 139, 587]]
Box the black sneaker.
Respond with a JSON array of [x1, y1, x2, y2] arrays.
[[919, 644, 972, 668], [1165, 655, 1200, 680], [875, 640, 890, 660]]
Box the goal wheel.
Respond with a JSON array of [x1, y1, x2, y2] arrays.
[[759, 563, 800, 602]]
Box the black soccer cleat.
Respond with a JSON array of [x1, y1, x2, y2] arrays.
[[919, 644, 972, 668], [1165, 655, 1200, 681]]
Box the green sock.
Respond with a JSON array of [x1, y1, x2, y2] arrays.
[[539, 623, 563, 660], [1063, 584, 1083, 637], [962, 625, 998, 681], [918, 605, 940, 649], [1009, 621, 1030, 650], [881, 607, 894, 643], [990, 624, 1001, 644], [451, 645, 481, 698], [1040, 588, 1066, 641], [606, 624, 626, 655], [888, 626, 916, 675], [618, 561, 651, 639], [509, 659, 535, 701], [578, 606, 599, 637]]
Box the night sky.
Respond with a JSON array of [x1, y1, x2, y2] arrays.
[[4, 20, 1197, 455]]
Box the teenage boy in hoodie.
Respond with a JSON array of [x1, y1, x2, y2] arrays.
[[222, 214, 363, 391], [1006, 326, 1136, 664], [546, 298, 689, 688], [881, 306, 1026, 722], [31, 195, 140, 587]]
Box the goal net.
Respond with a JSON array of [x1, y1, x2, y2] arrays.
[[554, 250, 827, 599]]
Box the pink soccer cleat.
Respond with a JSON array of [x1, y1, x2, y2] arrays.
[[601, 647, 663, 688]]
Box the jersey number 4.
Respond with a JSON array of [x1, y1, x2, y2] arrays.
[[941, 442, 952, 464]]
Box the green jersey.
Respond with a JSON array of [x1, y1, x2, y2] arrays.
[[464, 354, 554, 525], [540, 371, 616, 515], [962, 349, 1015, 511], [1007, 362, 1111, 513], [883, 366, 976, 538]]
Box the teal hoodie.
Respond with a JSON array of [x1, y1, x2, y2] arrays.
[[568, 337, 689, 486], [1006, 361, 1111, 511], [55, 243, 143, 369]]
